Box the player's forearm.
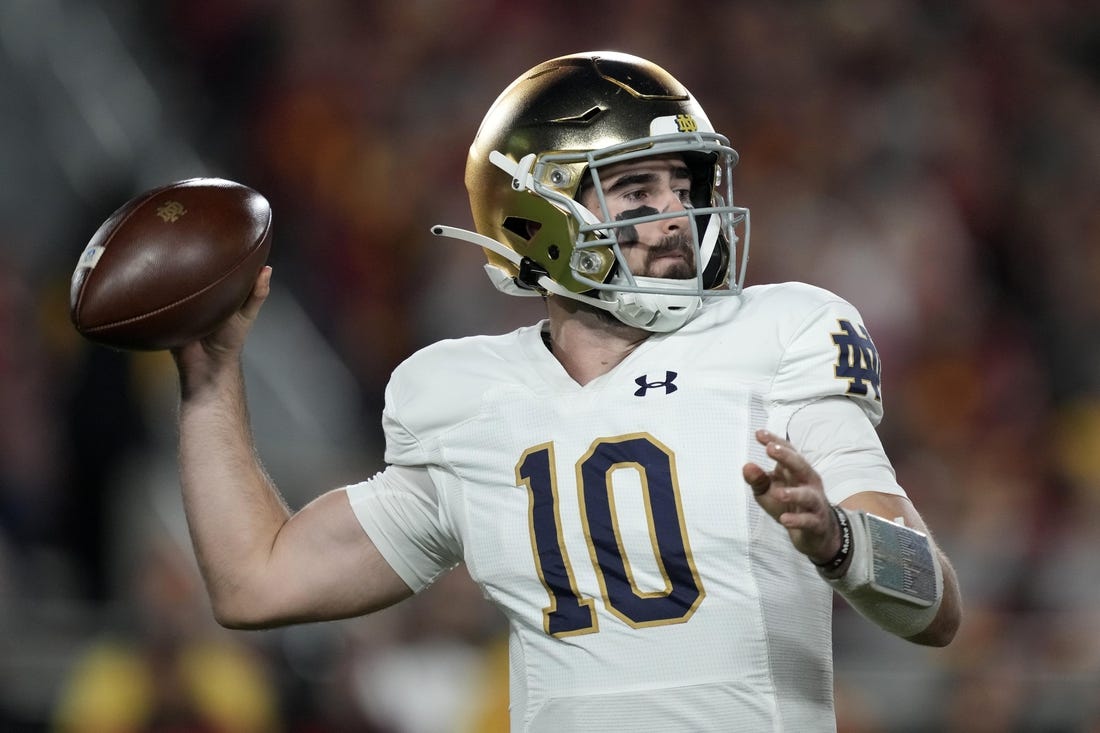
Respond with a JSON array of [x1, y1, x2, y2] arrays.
[[177, 361, 290, 626], [904, 548, 961, 646], [823, 502, 961, 646]]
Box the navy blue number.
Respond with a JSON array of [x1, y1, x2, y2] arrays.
[[517, 434, 703, 636], [579, 436, 703, 627], [517, 444, 598, 637]]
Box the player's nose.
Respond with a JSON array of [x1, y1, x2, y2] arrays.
[[658, 190, 690, 232]]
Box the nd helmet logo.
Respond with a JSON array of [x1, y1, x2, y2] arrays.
[[675, 115, 698, 133]]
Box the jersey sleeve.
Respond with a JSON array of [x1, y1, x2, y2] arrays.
[[787, 396, 906, 504], [344, 465, 461, 592], [381, 361, 441, 468], [349, 343, 475, 591], [382, 381, 429, 467], [381, 336, 504, 467], [768, 284, 885, 427], [361, 337, 504, 589]]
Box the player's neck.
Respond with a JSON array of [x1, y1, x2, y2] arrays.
[[544, 296, 650, 385]]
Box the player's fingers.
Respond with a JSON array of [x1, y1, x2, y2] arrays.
[[255, 265, 272, 295], [238, 266, 272, 321], [742, 462, 771, 496], [778, 484, 829, 513], [778, 505, 829, 529], [779, 511, 813, 529], [752, 430, 792, 482], [764, 436, 817, 485], [755, 430, 801, 475], [752, 428, 776, 447]]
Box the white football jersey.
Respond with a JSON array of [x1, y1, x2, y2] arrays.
[[346, 282, 903, 732]]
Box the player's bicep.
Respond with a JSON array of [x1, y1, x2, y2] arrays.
[[264, 488, 414, 624]]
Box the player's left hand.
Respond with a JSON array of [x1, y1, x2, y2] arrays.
[[742, 429, 841, 564]]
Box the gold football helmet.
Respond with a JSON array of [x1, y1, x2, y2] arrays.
[[432, 51, 749, 332]]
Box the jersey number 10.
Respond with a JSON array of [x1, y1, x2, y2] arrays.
[[516, 433, 706, 637]]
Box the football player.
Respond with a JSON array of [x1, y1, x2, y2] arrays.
[[173, 51, 961, 732]]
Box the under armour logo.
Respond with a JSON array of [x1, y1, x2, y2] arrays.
[[832, 319, 881, 400], [634, 371, 678, 396]]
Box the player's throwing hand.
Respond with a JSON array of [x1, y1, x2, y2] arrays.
[[743, 429, 842, 565], [172, 267, 272, 399]]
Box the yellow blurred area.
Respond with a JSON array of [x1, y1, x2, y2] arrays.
[[54, 640, 279, 733]]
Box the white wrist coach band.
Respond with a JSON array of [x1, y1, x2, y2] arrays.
[[821, 507, 943, 638]]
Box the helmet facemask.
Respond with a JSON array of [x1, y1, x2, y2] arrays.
[[555, 132, 747, 330]]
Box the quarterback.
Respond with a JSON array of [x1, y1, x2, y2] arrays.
[[173, 52, 961, 731]]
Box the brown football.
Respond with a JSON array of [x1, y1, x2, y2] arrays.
[[69, 177, 272, 350]]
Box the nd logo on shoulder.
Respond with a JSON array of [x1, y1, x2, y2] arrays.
[[832, 320, 881, 400]]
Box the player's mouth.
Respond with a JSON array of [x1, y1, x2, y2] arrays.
[[646, 236, 695, 278]]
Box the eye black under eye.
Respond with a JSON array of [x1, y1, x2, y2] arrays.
[[616, 205, 661, 221]]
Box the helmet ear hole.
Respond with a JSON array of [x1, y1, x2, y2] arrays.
[[502, 217, 540, 241]]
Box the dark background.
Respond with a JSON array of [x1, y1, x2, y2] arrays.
[[1, 1, 1099, 731]]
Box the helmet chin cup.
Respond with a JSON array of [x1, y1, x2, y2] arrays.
[[601, 276, 702, 332]]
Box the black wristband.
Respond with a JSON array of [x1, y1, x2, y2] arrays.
[[812, 504, 852, 572]]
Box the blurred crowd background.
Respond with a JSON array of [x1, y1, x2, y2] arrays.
[[1, 0, 1099, 731]]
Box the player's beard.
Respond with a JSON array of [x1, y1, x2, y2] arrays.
[[576, 231, 698, 329], [640, 231, 696, 280]]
